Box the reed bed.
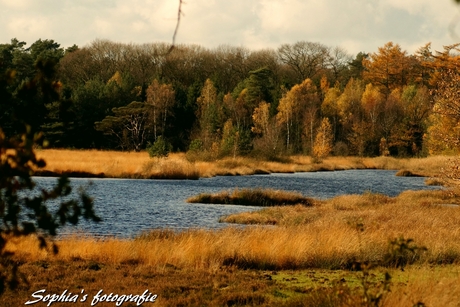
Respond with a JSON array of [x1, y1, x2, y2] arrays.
[[35, 149, 452, 179], [7, 190, 460, 271]]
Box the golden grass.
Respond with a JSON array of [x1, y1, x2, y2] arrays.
[[35, 150, 199, 179], [35, 149, 453, 179], [5, 188, 460, 306], [7, 190, 460, 271]]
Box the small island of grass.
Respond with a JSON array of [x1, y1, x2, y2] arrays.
[[187, 188, 315, 207]]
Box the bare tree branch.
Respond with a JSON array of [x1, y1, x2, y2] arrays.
[[168, 0, 184, 54]]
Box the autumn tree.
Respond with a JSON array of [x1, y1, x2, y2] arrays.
[[379, 88, 402, 148], [337, 78, 365, 129], [313, 117, 334, 160], [422, 44, 460, 154], [321, 85, 342, 140], [336, 78, 366, 155], [393, 85, 432, 155], [220, 119, 239, 158], [363, 42, 419, 97], [195, 79, 221, 151], [146, 79, 175, 141], [277, 78, 320, 153], [414, 43, 434, 86], [252, 101, 280, 157], [361, 83, 385, 132]]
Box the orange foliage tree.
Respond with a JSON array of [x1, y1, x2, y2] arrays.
[[363, 42, 420, 97], [425, 44, 460, 154]]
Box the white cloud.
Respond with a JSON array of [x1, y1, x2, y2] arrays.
[[0, 0, 458, 55]]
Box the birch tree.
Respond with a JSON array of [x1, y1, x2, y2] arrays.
[[277, 78, 319, 153], [196, 79, 220, 149], [313, 117, 334, 160], [146, 79, 175, 141]]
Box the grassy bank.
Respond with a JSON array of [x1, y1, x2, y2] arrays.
[[5, 189, 460, 306], [35, 149, 451, 179]]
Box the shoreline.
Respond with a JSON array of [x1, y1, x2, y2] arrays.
[[34, 149, 449, 180]]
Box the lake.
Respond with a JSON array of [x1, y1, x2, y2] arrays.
[[32, 170, 438, 238]]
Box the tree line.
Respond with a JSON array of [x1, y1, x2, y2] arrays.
[[1, 38, 460, 159]]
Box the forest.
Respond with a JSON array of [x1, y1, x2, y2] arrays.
[[1, 38, 460, 159]]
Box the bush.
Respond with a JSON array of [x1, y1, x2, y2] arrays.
[[333, 141, 349, 157], [188, 139, 203, 152], [147, 136, 172, 158]]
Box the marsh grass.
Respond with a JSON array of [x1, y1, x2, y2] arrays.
[[35, 150, 199, 179], [35, 149, 451, 179], [187, 188, 315, 207], [5, 188, 460, 306], [7, 190, 460, 272]]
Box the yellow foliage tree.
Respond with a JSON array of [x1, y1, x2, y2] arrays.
[[425, 44, 460, 154], [425, 113, 460, 154], [220, 119, 239, 158], [337, 78, 365, 129], [252, 101, 280, 155], [277, 78, 319, 153], [313, 117, 333, 160], [361, 83, 385, 130], [196, 79, 220, 149], [146, 79, 175, 141], [252, 101, 270, 136]]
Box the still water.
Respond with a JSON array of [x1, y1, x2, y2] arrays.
[[33, 170, 438, 238]]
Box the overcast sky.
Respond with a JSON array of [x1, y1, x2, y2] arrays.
[[1, 0, 460, 55]]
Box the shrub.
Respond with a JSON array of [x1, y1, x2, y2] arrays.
[[333, 141, 349, 157], [188, 139, 203, 151], [147, 136, 172, 158]]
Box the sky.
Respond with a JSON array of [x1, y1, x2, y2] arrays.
[[1, 0, 460, 56]]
